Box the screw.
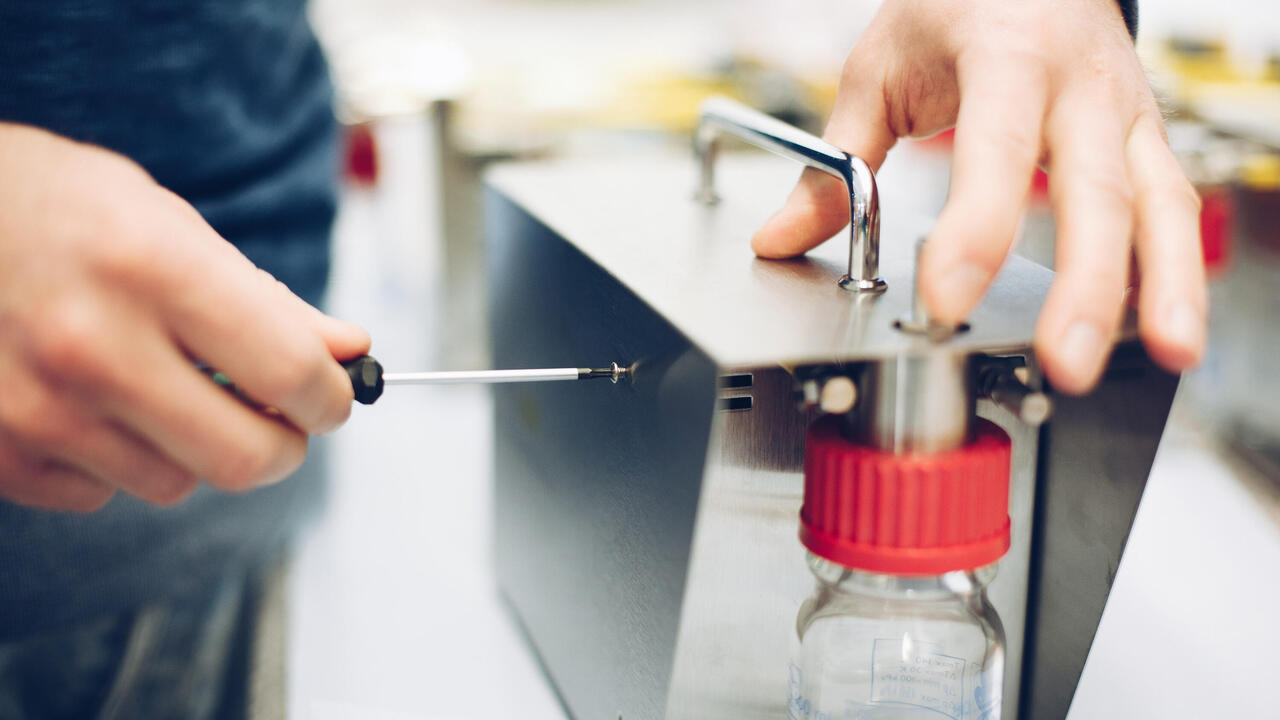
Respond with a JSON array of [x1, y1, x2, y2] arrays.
[[819, 376, 858, 414]]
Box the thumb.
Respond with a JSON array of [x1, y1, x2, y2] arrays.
[[261, 271, 372, 360], [310, 309, 372, 361], [751, 66, 897, 259]]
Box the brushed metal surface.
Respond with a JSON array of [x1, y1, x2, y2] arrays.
[[661, 371, 1040, 720], [1021, 343, 1179, 720], [485, 153, 1055, 366], [488, 188, 720, 720], [978, 398, 1041, 720], [857, 351, 974, 453], [665, 366, 814, 720], [485, 150, 1169, 720]]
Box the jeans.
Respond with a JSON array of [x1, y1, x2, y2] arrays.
[[0, 564, 272, 720]]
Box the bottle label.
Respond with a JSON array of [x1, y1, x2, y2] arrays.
[[870, 638, 966, 719]]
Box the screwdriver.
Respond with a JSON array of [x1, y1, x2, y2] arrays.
[[343, 355, 628, 405], [204, 356, 628, 408]]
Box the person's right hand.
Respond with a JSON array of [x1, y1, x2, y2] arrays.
[[0, 123, 370, 512], [752, 0, 1205, 394]]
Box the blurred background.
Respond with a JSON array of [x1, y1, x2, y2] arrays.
[[282, 1, 1280, 718]]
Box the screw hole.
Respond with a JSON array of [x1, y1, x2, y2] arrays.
[[893, 318, 971, 338]]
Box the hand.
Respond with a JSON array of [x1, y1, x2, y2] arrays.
[[0, 124, 370, 512], [752, 0, 1206, 393]]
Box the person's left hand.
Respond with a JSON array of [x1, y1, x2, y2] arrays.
[[752, 0, 1206, 394]]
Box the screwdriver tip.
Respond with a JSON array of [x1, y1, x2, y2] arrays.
[[581, 362, 630, 384]]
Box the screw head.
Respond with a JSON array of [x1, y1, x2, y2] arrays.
[[819, 376, 858, 414]]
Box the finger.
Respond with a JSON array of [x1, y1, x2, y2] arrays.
[[101, 333, 308, 493], [51, 420, 198, 506], [312, 311, 372, 361], [921, 52, 1048, 324], [159, 188, 370, 360], [159, 243, 354, 434], [262, 271, 372, 360], [0, 440, 115, 513], [752, 50, 898, 259], [1125, 113, 1207, 372], [1034, 92, 1135, 395], [0, 371, 197, 505]]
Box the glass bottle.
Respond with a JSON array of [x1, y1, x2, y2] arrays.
[[789, 557, 1004, 720], [791, 416, 1013, 720]]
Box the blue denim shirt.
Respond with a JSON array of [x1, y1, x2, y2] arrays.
[[0, 0, 336, 638]]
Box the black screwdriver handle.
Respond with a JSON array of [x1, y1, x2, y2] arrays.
[[343, 355, 384, 405]]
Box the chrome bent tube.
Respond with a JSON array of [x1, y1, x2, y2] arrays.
[[694, 95, 887, 293]]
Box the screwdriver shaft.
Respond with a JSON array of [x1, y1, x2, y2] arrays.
[[383, 367, 585, 385], [206, 356, 627, 408]]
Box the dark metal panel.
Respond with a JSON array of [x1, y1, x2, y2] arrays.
[[486, 187, 719, 720], [1020, 342, 1179, 719]]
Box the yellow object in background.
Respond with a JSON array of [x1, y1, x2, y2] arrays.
[[1240, 153, 1280, 191], [1161, 37, 1240, 85], [593, 68, 742, 132]]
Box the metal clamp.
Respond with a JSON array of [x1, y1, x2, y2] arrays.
[[693, 95, 887, 293]]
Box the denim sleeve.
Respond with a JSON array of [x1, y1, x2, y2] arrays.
[[1117, 0, 1138, 39], [0, 0, 335, 641]]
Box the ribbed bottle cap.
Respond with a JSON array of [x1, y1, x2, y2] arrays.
[[800, 416, 1012, 576]]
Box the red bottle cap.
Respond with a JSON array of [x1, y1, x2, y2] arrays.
[[800, 416, 1012, 576]]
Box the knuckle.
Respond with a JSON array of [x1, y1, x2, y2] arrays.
[[85, 206, 156, 278], [1105, 179, 1136, 211], [84, 144, 153, 183], [961, 42, 1047, 78], [30, 464, 116, 513], [934, 209, 1014, 267], [883, 65, 953, 138], [1137, 176, 1201, 218], [257, 346, 318, 403], [1172, 178, 1203, 214], [967, 227, 1017, 268], [211, 431, 304, 492], [61, 484, 117, 513], [29, 301, 112, 381], [0, 387, 66, 449], [1068, 165, 1133, 210], [1074, 49, 1148, 110], [213, 441, 278, 491], [839, 44, 875, 84], [87, 198, 197, 292], [256, 343, 335, 423], [0, 389, 40, 441], [992, 120, 1041, 162], [1080, 51, 1125, 94], [141, 471, 199, 507]]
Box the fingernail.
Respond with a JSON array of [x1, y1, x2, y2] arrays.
[[1060, 321, 1105, 376], [1163, 301, 1204, 354]]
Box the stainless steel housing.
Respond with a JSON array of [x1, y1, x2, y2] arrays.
[[487, 120, 1176, 719]]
